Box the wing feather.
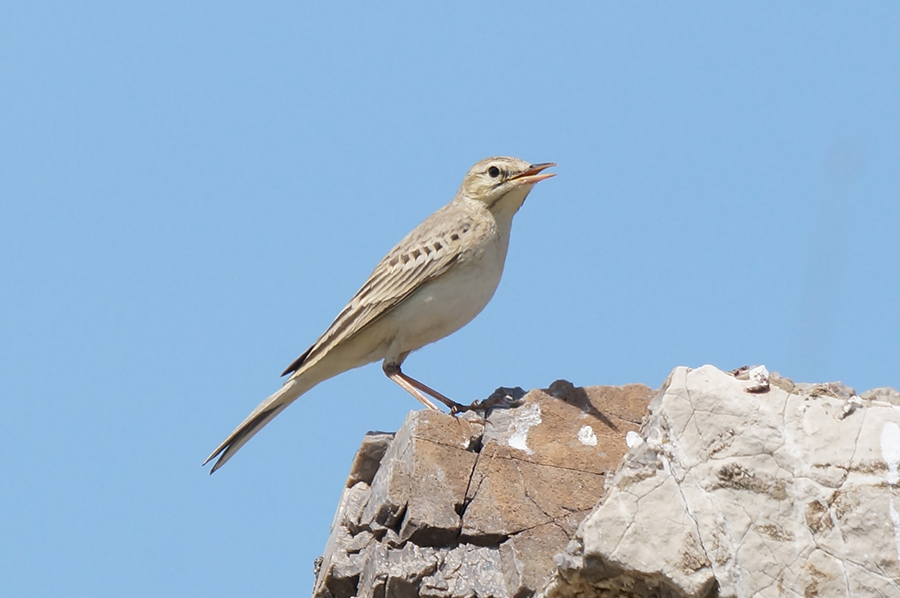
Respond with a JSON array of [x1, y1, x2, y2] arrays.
[[282, 203, 484, 377]]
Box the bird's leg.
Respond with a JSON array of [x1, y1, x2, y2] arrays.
[[383, 362, 440, 410], [382, 362, 468, 412], [400, 372, 470, 413]]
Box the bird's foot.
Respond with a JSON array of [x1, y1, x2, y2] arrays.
[[450, 386, 527, 415], [448, 400, 473, 415]]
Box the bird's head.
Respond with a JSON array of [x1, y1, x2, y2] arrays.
[[459, 156, 556, 214]]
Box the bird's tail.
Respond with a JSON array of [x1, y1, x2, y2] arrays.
[[203, 376, 312, 474]]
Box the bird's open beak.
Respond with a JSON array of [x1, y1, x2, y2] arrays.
[[510, 162, 557, 185]]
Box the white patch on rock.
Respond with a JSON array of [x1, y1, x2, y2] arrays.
[[890, 500, 900, 567], [881, 422, 900, 562], [625, 431, 643, 448], [881, 422, 900, 485], [508, 403, 542, 455], [745, 365, 770, 392], [578, 426, 598, 446], [748, 365, 769, 383]]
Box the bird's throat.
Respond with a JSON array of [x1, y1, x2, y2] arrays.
[[488, 185, 532, 216]]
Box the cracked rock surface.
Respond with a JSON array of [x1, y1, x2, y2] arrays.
[[540, 365, 900, 598], [312, 381, 652, 598]]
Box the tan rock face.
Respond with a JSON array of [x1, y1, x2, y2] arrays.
[[462, 382, 649, 540], [312, 381, 653, 598]]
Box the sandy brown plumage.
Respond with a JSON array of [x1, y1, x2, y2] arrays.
[[204, 157, 555, 473]]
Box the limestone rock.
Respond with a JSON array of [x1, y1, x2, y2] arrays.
[[540, 365, 900, 598], [312, 382, 652, 598]]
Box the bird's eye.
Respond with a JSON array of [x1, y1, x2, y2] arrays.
[[488, 166, 501, 178]]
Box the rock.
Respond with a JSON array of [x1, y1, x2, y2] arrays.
[[347, 432, 394, 487], [358, 410, 482, 546], [312, 381, 652, 598], [540, 365, 900, 598], [314, 366, 900, 598]]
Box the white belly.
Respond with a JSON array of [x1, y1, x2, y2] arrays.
[[384, 235, 507, 353], [308, 211, 515, 373]]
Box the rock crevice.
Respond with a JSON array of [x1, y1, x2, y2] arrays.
[[313, 382, 651, 598]]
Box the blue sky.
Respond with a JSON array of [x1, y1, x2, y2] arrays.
[[2, 3, 898, 596]]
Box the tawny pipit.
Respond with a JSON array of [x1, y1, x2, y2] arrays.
[[204, 156, 555, 472]]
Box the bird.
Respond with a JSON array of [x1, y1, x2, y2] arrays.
[[204, 156, 556, 473]]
